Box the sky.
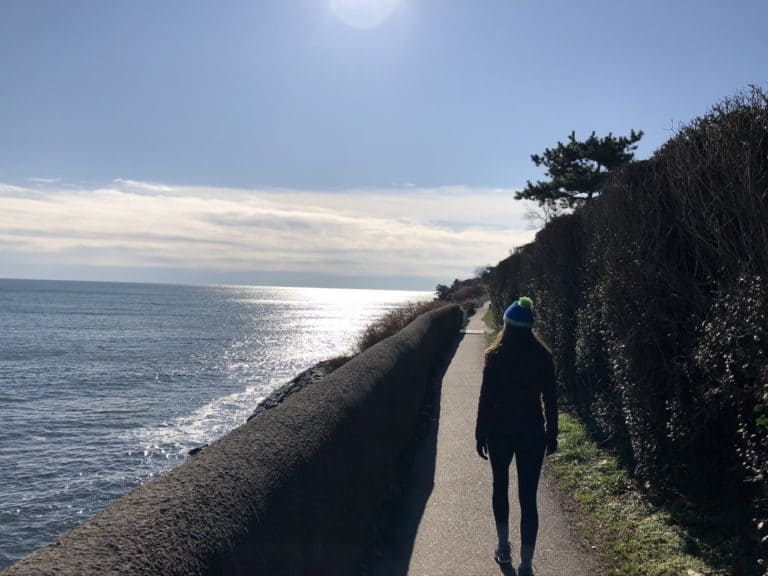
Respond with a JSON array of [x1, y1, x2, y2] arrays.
[[1, 0, 766, 290]]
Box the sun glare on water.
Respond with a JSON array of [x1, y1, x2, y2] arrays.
[[329, 0, 403, 29]]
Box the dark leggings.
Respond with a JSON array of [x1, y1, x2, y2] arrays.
[[488, 434, 546, 547]]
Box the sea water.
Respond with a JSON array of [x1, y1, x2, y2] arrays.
[[0, 279, 431, 568]]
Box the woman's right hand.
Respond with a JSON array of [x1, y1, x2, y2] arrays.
[[476, 439, 488, 460]]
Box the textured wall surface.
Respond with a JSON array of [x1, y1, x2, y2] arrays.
[[3, 304, 462, 576]]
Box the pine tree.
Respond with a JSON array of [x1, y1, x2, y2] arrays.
[[516, 130, 643, 209]]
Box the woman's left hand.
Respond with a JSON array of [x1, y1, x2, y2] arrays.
[[546, 435, 558, 455]]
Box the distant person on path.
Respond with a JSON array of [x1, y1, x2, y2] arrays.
[[475, 297, 558, 575]]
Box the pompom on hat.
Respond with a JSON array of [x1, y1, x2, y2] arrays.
[[503, 296, 535, 329]]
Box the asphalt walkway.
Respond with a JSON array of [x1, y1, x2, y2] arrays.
[[371, 304, 597, 576]]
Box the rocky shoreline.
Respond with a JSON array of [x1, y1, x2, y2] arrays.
[[246, 356, 350, 422], [188, 357, 349, 457]]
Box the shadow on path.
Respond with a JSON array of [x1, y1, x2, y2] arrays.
[[361, 334, 463, 576]]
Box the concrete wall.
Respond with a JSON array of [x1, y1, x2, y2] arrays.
[[3, 304, 462, 576]]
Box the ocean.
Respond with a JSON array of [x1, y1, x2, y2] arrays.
[[0, 279, 431, 568]]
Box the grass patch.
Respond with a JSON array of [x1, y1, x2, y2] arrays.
[[482, 305, 498, 345], [548, 413, 726, 576]]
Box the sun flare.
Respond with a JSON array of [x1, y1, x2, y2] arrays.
[[328, 0, 402, 29]]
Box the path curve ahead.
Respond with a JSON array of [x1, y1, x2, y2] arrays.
[[371, 304, 597, 576]]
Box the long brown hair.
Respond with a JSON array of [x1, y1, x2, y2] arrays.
[[484, 323, 551, 365]]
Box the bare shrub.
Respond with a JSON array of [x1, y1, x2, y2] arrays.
[[355, 300, 451, 354]]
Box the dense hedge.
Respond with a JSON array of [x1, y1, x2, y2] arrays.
[[489, 88, 768, 572]]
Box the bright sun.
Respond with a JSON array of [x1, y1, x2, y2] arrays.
[[329, 0, 402, 29]]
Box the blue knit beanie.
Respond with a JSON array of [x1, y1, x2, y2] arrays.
[[503, 296, 534, 329]]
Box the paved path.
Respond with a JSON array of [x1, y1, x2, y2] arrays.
[[371, 305, 597, 576]]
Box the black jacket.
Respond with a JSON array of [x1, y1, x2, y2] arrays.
[[475, 334, 558, 442]]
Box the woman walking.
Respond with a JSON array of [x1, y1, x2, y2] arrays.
[[475, 297, 558, 575]]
